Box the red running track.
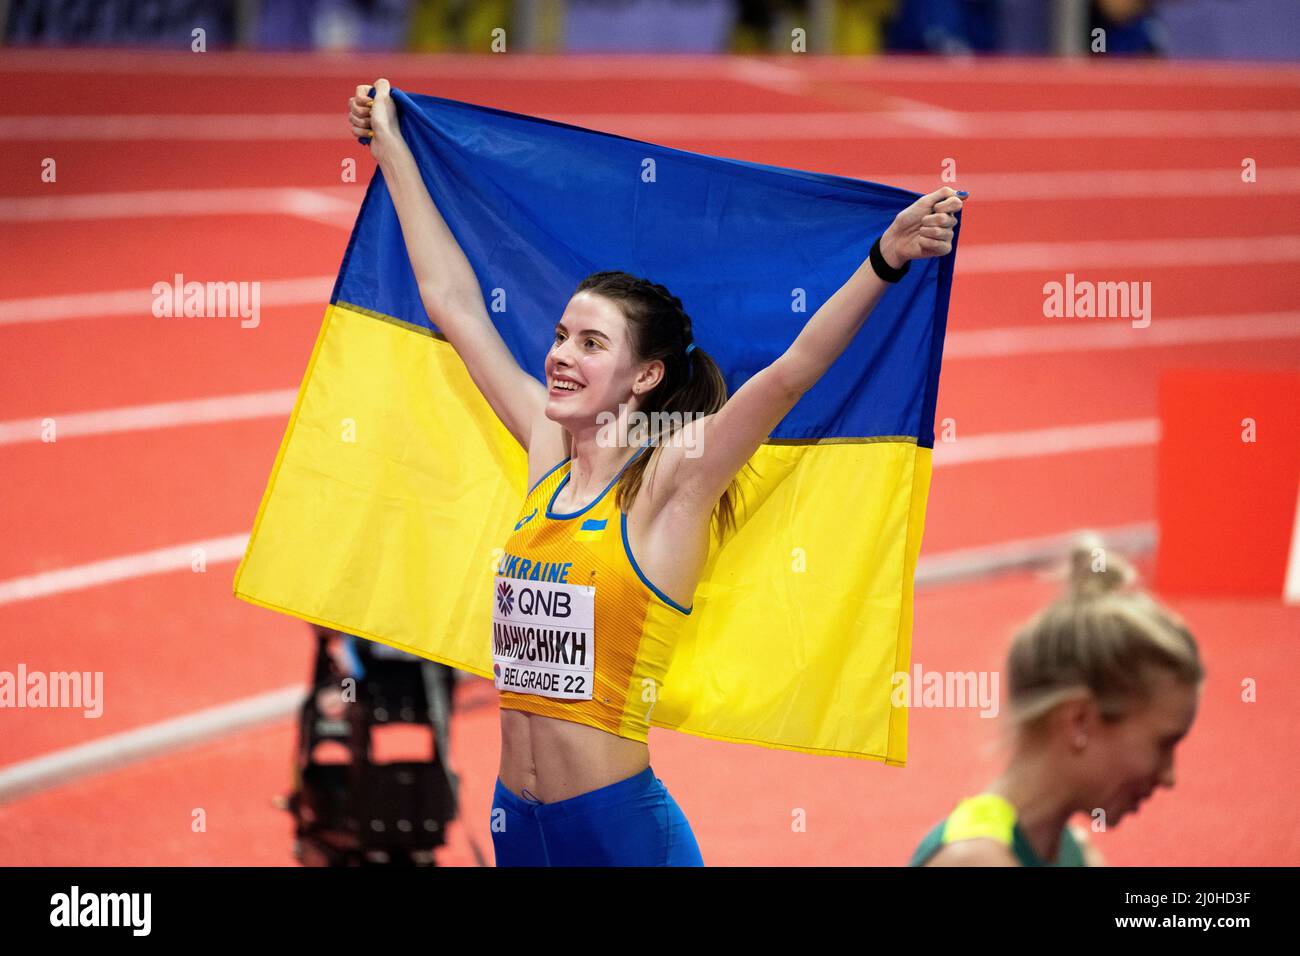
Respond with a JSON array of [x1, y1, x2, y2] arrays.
[[1, 50, 1298, 866]]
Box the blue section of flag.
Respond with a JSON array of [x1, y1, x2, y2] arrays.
[[580, 518, 607, 532], [333, 90, 958, 447]]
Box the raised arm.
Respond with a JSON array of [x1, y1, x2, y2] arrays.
[[664, 187, 965, 507], [349, 79, 546, 449]]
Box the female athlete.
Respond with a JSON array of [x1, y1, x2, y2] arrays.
[[349, 78, 964, 866], [911, 541, 1204, 866]]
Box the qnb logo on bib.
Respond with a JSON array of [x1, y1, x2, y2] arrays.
[[496, 580, 515, 616], [491, 577, 594, 701]]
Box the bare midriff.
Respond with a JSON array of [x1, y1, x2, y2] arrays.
[[498, 708, 650, 803]]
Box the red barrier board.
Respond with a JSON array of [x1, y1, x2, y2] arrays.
[[1156, 369, 1300, 600]]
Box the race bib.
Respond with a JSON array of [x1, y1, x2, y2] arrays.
[[491, 576, 595, 700]]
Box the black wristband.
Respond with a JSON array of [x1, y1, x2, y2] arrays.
[[870, 236, 910, 283]]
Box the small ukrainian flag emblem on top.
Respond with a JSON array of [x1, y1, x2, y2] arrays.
[[574, 517, 607, 542]]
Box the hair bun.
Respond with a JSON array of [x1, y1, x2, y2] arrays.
[[1065, 533, 1135, 599]]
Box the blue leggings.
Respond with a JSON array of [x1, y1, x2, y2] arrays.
[[491, 766, 704, 866]]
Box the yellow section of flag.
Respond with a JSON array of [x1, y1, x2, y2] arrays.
[[234, 302, 930, 764]]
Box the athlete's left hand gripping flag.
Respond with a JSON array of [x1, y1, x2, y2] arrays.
[[234, 90, 960, 764]]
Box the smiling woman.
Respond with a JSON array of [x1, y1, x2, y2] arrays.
[[545, 271, 742, 539], [344, 77, 963, 867]]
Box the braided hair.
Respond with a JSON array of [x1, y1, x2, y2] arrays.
[[574, 271, 703, 403], [569, 270, 748, 541]]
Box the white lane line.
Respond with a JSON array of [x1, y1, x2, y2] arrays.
[[12, 114, 343, 140], [883, 107, 971, 136], [0, 686, 303, 805], [542, 110, 1300, 139], [3, 49, 1296, 86], [0, 390, 296, 446], [4, 311, 1287, 446], [11, 301, 1279, 445], [931, 419, 1157, 466], [725, 58, 810, 95], [864, 167, 1300, 199], [0, 418, 1158, 606], [0, 534, 249, 606], [0, 520, 1154, 803], [0, 51, 774, 78], [0, 187, 363, 229], [14, 109, 1300, 142], [915, 522, 1156, 588], [5, 231, 1298, 328], [1, 169, 1287, 238], [880, 95, 972, 135], [958, 234, 1300, 272], [1285, 481, 1300, 604], [1, 168, 1287, 229], [945, 312, 1300, 358], [724, 59, 971, 135], [0, 275, 334, 325], [785, 58, 1300, 87]]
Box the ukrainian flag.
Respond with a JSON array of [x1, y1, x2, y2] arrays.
[[233, 90, 959, 765]]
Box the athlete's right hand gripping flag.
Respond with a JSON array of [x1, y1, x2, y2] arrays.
[[234, 90, 960, 765]]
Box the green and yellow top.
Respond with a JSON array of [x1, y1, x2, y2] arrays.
[[909, 794, 1089, 867]]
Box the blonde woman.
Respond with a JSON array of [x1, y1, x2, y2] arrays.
[[910, 543, 1204, 866]]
